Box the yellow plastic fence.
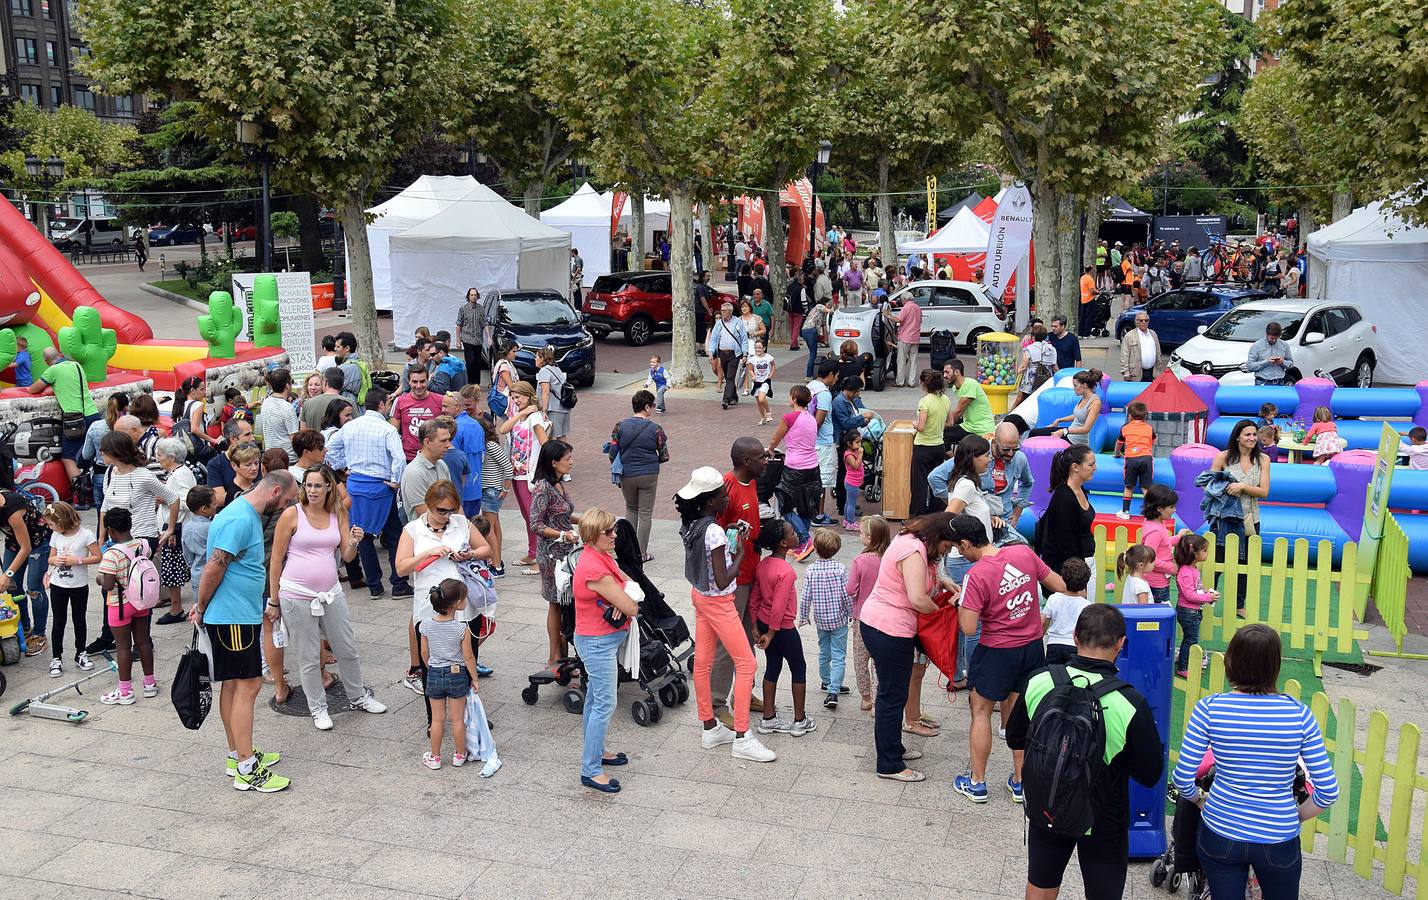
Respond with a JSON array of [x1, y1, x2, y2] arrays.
[[1369, 512, 1412, 653], [1179, 645, 1428, 898], [1093, 525, 1370, 675]]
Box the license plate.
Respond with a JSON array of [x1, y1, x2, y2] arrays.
[[587, 300, 606, 311]]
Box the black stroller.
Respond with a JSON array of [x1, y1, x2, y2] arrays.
[[1085, 290, 1114, 338], [521, 567, 587, 713]]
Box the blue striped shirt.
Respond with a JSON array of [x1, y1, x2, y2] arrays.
[[1173, 693, 1339, 844]]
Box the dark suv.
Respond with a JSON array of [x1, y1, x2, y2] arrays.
[[583, 271, 735, 346], [482, 289, 597, 386]]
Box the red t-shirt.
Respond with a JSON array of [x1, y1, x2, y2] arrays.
[[717, 472, 761, 585], [960, 544, 1050, 649], [393, 392, 444, 461], [572, 548, 630, 637]]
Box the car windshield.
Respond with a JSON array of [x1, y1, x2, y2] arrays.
[[590, 275, 629, 294], [1203, 308, 1303, 342], [499, 296, 578, 329], [50, 217, 82, 232]]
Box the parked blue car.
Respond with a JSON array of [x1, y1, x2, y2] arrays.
[[481, 289, 597, 387], [1114, 285, 1273, 348], [148, 223, 204, 246]]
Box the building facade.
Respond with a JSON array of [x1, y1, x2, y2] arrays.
[[1, 0, 145, 122]]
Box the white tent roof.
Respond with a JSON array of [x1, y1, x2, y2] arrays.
[[898, 206, 991, 254], [368, 175, 479, 230], [541, 182, 609, 226], [1306, 201, 1428, 263], [390, 180, 571, 254]]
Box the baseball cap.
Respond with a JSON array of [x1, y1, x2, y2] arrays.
[[676, 466, 724, 500]]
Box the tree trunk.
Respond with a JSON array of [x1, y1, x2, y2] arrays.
[[667, 188, 700, 387], [522, 179, 543, 218], [698, 205, 714, 277], [761, 188, 789, 345], [294, 195, 327, 274], [1056, 194, 1081, 317], [338, 192, 383, 374], [1331, 190, 1354, 223], [1296, 202, 1317, 248], [876, 156, 896, 270], [1082, 197, 1102, 270], [631, 195, 646, 268], [1030, 178, 1069, 325]]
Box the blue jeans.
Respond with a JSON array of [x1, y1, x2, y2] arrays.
[[1150, 584, 1170, 604], [1198, 827, 1301, 900], [1209, 516, 1249, 610], [573, 630, 624, 779], [784, 510, 810, 545], [817, 624, 848, 693], [357, 496, 410, 594], [5, 540, 50, 637], [1175, 606, 1203, 670], [842, 480, 859, 524], [943, 555, 976, 681], [654, 384, 667, 412], [802, 328, 820, 377], [92, 468, 105, 514]]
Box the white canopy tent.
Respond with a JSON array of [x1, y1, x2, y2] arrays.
[[1306, 201, 1428, 385], [364, 175, 478, 313], [364, 176, 572, 341], [897, 206, 991, 254], [540, 184, 673, 285]]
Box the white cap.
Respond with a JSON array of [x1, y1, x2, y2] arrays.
[[676, 466, 724, 500]]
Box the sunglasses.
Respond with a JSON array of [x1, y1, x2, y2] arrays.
[[601, 526, 618, 537], [433, 506, 458, 515]]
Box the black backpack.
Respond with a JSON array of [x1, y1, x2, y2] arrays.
[[1023, 665, 1129, 839]]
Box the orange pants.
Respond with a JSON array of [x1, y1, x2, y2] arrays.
[[691, 589, 754, 733]]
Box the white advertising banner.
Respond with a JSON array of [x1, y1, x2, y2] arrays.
[[231, 271, 315, 372], [984, 183, 1034, 302]]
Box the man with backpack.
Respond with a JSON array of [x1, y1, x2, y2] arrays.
[[1006, 604, 1163, 899], [949, 515, 1068, 806]]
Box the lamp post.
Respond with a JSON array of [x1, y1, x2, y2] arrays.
[[569, 157, 589, 182], [1161, 159, 1184, 217], [458, 142, 490, 180], [806, 140, 831, 265], [237, 119, 272, 272], [23, 154, 64, 237]]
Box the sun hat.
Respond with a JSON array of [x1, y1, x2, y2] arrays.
[[676, 466, 724, 500]]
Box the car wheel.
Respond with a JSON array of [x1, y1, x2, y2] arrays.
[[626, 315, 655, 347], [578, 370, 595, 388], [966, 328, 991, 351], [1115, 323, 1130, 341], [872, 360, 885, 392], [111, 238, 123, 250], [1355, 354, 1374, 388]]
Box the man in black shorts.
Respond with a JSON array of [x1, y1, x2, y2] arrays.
[[949, 515, 1067, 805], [191, 471, 298, 792], [1006, 605, 1163, 898]]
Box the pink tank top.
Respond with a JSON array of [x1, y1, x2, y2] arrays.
[[280, 506, 341, 597]]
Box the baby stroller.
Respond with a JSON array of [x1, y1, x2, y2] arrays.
[[521, 553, 587, 713], [1085, 290, 1114, 338], [757, 448, 785, 519], [929, 329, 959, 372], [613, 519, 694, 723], [860, 412, 887, 504]]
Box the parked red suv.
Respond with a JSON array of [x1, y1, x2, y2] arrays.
[[583, 271, 735, 346]]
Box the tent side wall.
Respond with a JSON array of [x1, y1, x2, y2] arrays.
[[389, 248, 519, 343], [1314, 258, 1428, 385], [517, 246, 571, 297], [547, 222, 610, 285]]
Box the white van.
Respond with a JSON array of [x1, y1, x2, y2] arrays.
[[49, 216, 128, 251]]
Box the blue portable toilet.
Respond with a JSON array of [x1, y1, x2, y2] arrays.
[[1115, 602, 1175, 858]]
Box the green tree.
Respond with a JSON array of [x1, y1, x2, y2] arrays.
[[0, 101, 137, 229], [904, 0, 1222, 320], [78, 0, 471, 371], [528, 0, 727, 386], [1262, 0, 1428, 222], [1174, 6, 1259, 188]]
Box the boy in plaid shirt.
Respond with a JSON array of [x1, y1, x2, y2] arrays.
[[797, 529, 853, 710]]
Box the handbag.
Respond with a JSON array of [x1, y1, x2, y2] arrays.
[[61, 411, 87, 441], [454, 558, 498, 617], [170, 626, 213, 730], [486, 381, 508, 417]]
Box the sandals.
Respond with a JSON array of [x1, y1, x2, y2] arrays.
[[903, 749, 925, 761], [876, 769, 926, 782], [522, 567, 540, 576], [902, 721, 939, 737], [517, 556, 536, 567], [859, 697, 873, 711]]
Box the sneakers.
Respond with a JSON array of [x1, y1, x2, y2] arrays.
[[757, 715, 793, 734], [731, 733, 777, 763], [350, 690, 388, 714], [1175, 670, 1189, 679], [233, 764, 290, 793], [84, 637, 115, 655], [49, 658, 62, 677], [392, 584, 414, 599], [820, 683, 852, 695], [74, 652, 93, 671], [701, 721, 737, 750], [155, 610, 187, 625], [954, 773, 989, 803], [99, 688, 135, 706], [789, 717, 817, 736], [401, 671, 425, 696], [224, 748, 281, 778], [1115, 510, 1131, 520], [313, 710, 334, 731], [1202, 653, 1211, 670], [842, 521, 859, 532], [793, 539, 815, 562], [422, 752, 441, 770], [811, 514, 835, 527], [452, 753, 467, 768], [476, 663, 494, 677], [24, 633, 46, 656], [491, 565, 506, 579], [143, 681, 160, 699], [823, 693, 838, 709], [1007, 775, 1024, 804]]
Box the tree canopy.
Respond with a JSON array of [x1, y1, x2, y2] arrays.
[[0, 100, 137, 195]]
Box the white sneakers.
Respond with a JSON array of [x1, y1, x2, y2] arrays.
[[732, 734, 776, 763], [701, 721, 776, 762], [313, 710, 334, 731], [350, 690, 388, 714]]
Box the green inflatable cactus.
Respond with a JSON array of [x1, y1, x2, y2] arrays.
[[250, 274, 283, 349], [199, 291, 243, 359], [0, 329, 16, 375], [57, 306, 118, 382]]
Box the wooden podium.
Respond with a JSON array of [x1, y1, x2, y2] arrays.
[[881, 419, 917, 520]]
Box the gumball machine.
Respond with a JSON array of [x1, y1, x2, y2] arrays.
[[975, 331, 1020, 416]]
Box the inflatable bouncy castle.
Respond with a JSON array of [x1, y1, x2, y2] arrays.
[[0, 198, 285, 393]]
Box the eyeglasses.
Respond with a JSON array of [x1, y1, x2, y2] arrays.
[[601, 526, 618, 537], [433, 506, 458, 515]]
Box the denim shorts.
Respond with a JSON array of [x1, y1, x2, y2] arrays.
[[481, 486, 504, 514], [425, 665, 471, 699]]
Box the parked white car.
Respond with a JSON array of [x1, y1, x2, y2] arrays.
[[828, 303, 897, 391], [1168, 298, 1378, 387], [885, 279, 1005, 349]]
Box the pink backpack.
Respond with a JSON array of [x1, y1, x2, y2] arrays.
[[115, 542, 162, 611]]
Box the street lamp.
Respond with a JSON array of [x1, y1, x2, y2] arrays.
[[1161, 159, 1185, 217], [569, 157, 589, 182], [23, 154, 64, 236], [458, 144, 491, 180], [237, 118, 273, 272], [806, 140, 832, 265]]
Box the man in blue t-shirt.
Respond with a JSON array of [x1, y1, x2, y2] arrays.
[[192, 471, 298, 793]]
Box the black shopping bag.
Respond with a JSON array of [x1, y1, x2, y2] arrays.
[[171, 626, 212, 730]]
